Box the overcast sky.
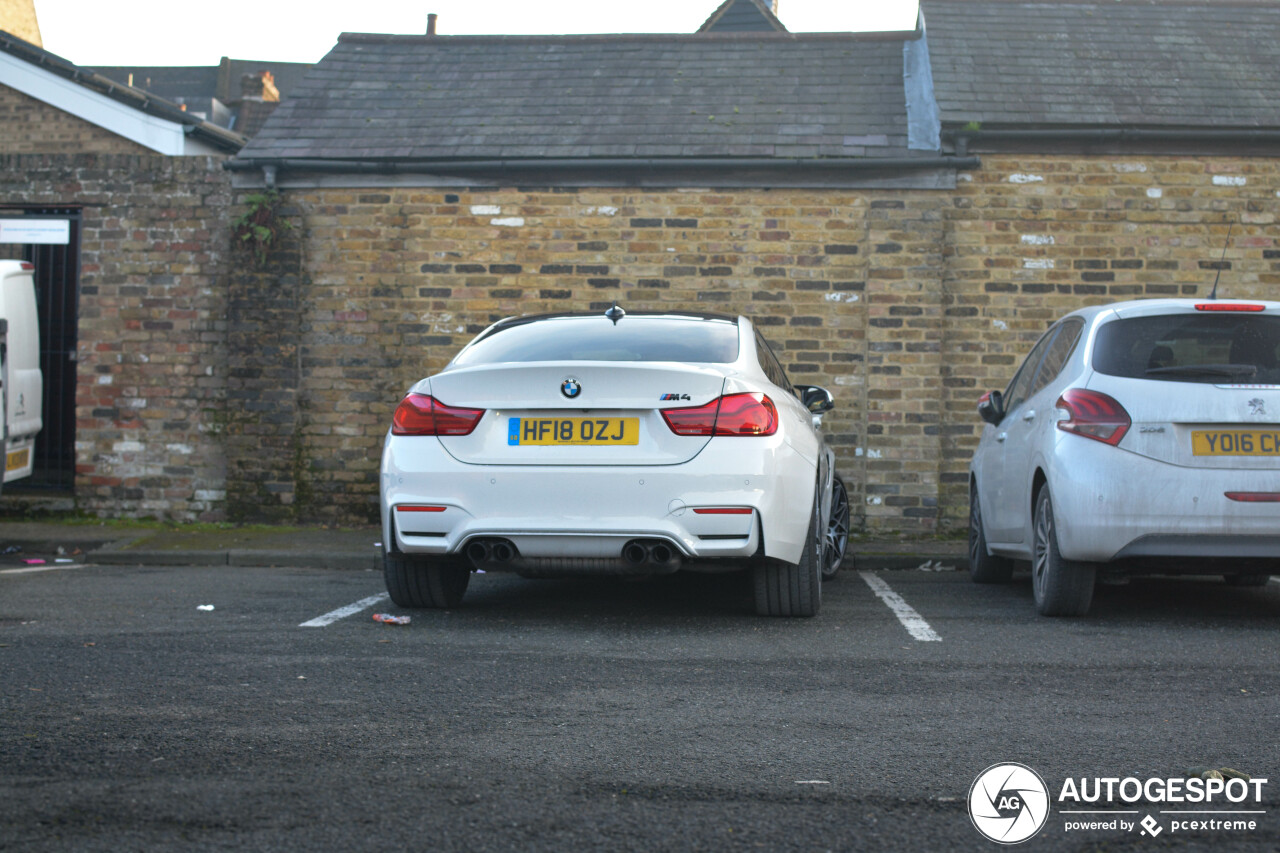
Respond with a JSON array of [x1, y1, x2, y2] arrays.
[[35, 0, 921, 67]]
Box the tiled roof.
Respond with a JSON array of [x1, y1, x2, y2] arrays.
[[239, 32, 915, 162], [924, 0, 1280, 128]]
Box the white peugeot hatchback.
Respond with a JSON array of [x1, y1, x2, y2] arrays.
[[380, 308, 850, 617], [969, 299, 1280, 616]]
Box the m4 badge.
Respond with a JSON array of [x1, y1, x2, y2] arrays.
[[660, 393, 691, 401]]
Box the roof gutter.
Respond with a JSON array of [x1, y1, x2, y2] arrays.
[[225, 155, 982, 187], [946, 128, 1280, 155]]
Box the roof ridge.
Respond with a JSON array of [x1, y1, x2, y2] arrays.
[[335, 30, 916, 45]]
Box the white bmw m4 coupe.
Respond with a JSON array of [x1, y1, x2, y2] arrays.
[[379, 307, 850, 616]]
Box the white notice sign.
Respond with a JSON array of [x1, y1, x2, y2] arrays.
[[0, 219, 70, 245]]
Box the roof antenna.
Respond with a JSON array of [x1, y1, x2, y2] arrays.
[[1208, 218, 1233, 300], [605, 301, 626, 325]]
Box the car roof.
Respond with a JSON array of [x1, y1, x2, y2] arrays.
[[1066, 298, 1280, 325]]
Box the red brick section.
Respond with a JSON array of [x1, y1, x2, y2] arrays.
[[0, 153, 233, 521], [0, 84, 153, 155]]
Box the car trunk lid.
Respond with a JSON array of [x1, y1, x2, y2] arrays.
[[427, 362, 728, 466]]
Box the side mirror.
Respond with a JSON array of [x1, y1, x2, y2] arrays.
[[977, 390, 1005, 426], [795, 384, 836, 415]]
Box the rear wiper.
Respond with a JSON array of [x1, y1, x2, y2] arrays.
[[1145, 363, 1259, 378]]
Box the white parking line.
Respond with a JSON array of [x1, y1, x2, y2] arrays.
[[0, 563, 89, 575], [859, 571, 942, 642], [299, 592, 390, 628]]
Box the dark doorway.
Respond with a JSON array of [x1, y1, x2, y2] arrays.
[[0, 209, 81, 491]]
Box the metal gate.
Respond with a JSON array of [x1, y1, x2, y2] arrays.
[[0, 209, 81, 491]]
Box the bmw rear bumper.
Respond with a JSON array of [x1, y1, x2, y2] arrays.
[[380, 433, 816, 565]]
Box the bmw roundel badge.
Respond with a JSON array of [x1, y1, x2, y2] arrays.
[[561, 378, 582, 399]]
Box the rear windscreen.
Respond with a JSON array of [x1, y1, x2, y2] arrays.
[[452, 317, 741, 366], [1092, 313, 1280, 384]]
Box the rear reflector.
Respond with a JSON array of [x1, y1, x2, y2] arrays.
[[662, 393, 778, 437], [1195, 303, 1265, 312], [395, 505, 447, 512], [1225, 492, 1280, 503], [692, 508, 753, 515], [1056, 389, 1131, 446], [391, 393, 485, 436], [20, 262, 34, 271]]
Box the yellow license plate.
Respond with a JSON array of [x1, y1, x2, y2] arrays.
[[1192, 430, 1280, 456], [507, 417, 639, 446], [5, 448, 28, 472]]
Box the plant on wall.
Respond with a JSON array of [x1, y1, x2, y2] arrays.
[[232, 190, 293, 266]]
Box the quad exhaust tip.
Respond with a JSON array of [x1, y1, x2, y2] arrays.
[[622, 539, 679, 568], [464, 537, 681, 573], [465, 538, 519, 567]]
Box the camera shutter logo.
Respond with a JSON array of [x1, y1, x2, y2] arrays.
[[968, 763, 1050, 844]]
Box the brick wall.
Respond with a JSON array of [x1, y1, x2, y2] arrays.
[[243, 188, 876, 525], [254, 156, 1277, 530], [0, 153, 234, 519], [0, 84, 153, 154], [939, 153, 1280, 527], [7, 149, 1274, 530]]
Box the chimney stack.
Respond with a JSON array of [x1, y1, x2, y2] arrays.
[[427, 13, 438, 35]]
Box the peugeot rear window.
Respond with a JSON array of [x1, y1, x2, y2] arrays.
[[452, 316, 741, 366], [1092, 313, 1280, 384]]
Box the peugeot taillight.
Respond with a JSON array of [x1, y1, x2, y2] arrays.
[[1055, 389, 1131, 446], [662, 393, 778, 437], [391, 394, 484, 436]]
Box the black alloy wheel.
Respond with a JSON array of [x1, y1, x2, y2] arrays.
[[822, 475, 851, 580]]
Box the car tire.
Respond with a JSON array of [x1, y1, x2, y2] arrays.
[[1032, 488, 1096, 617], [821, 475, 851, 581], [1224, 574, 1271, 587], [754, 488, 822, 617], [384, 549, 471, 608], [968, 485, 1013, 584]]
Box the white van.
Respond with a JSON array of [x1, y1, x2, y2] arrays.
[[0, 261, 42, 487]]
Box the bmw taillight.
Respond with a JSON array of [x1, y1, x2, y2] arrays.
[[662, 393, 778, 437], [391, 394, 484, 436], [1055, 389, 1131, 446]]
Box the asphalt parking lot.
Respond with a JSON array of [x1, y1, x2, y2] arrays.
[[3, 559, 1279, 851]]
